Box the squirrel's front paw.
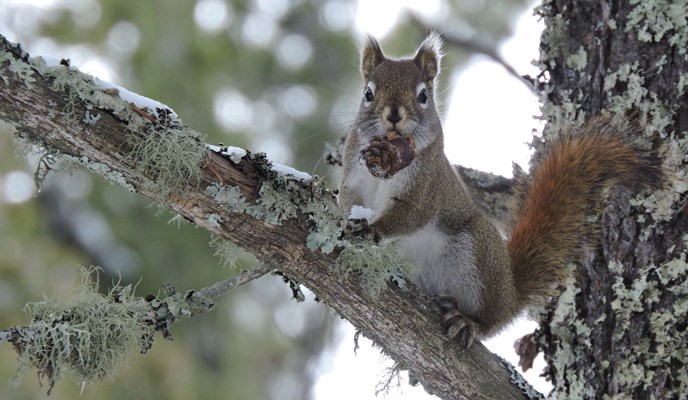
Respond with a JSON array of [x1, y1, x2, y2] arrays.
[[434, 295, 476, 349], [345, 218, 381, 242], [360, 131, 416, 179]]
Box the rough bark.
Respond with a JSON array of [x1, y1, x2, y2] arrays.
[[537, 0, 688, 398], [0, 35, 537, 399]]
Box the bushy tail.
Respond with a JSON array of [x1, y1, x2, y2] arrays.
[[507, 117, 662, 306]]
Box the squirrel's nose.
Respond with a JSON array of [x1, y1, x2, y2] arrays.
[[386, 107, 402, 124]]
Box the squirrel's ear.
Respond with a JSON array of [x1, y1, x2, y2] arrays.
[[413, 32, 443, 81], [360, 35, 385, 81]]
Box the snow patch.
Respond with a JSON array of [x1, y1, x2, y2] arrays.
[[94, 77, 178, 117], [206, 145, 310, 180], [206, 145, 248, 164], [272, 163, 312, 180], [348, 205, 374, 221]]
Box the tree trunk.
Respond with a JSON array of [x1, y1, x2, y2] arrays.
[[537, 0, 688, 397]]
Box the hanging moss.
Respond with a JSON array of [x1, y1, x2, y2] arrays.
[[335, 240, 416, 296], [209, 233, 258, 270], [11, 268, 154, 394], [126, 124, 208, 196]]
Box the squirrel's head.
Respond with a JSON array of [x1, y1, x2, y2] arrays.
[[355, 32, 444, 151]]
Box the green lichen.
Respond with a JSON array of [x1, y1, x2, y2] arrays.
[[626, 0, 688, 52], [538, 88, 585, 137], [334, 240, 415, 297], [206, 213, 222, 228], [82, 110, 101, 125], [547, 270, 582, 391], [642, 135, 688, 222], [64, 155, 136, 192], [127, 125, 208, 197], [496, 355, 546, 399], [205, 152, 346, 254], [2, 51, 35, 89], [304, 201, 344, 253], [206, 183, 245, 210], [537, 8, 568, 57], [206, 181, 298, 226], [678, 72, 688, 95], [11, 267, 153, 394], [249, 182, 299, 224], [603, 63, 650, 112], [566, 46, 588, 71], [605, 255, 688, 393], [209, 234, 258, 270], [3, 43, 208, 200], [149, 283, 215, 327]]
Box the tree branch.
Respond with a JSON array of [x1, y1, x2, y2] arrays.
[[408, 15, 537, 92], [0, 35, 539, 400], [198, 264, 273, 299]]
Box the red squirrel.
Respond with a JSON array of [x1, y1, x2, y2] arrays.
[[338, 33, 661, 347]]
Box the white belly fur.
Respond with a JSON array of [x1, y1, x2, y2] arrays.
[[387, 219, 483, 317]]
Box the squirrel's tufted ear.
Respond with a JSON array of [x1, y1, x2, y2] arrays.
[[413, 31, 444, 81], [360, 35, 385, 81]]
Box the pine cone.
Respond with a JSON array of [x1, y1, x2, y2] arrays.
[[361, 131, 416, 179]]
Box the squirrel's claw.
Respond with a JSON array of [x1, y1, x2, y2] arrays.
[[434, 295, 476, 349]]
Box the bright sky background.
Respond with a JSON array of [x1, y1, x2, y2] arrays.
[[312, 2, 549, 399]]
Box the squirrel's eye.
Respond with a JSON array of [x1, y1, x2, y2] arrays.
[[417, 88, 428, 105], [364, 87, 374, 102], [364, 81, 376, 104]]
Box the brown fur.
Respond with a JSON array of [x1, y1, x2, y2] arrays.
[[508, 118, 662, 308]]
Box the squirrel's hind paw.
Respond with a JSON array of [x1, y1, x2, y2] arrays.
[[434, 295, 476, 349]]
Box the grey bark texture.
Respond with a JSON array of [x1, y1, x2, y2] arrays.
[[536, 0, 688, 398]]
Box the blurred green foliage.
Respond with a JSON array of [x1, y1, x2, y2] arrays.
[[0, 0, 531, 398]]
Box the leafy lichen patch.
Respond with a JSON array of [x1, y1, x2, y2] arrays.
[[641, 135, 688, 222], [82, 110, 101, 125], [565, 46, 587, 71], [206, 148, 346, 254], [64, 155, 136, 192], [1, 51, 35, 88], [548, 256, 688, 397], [626, 0, 688, 51]]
